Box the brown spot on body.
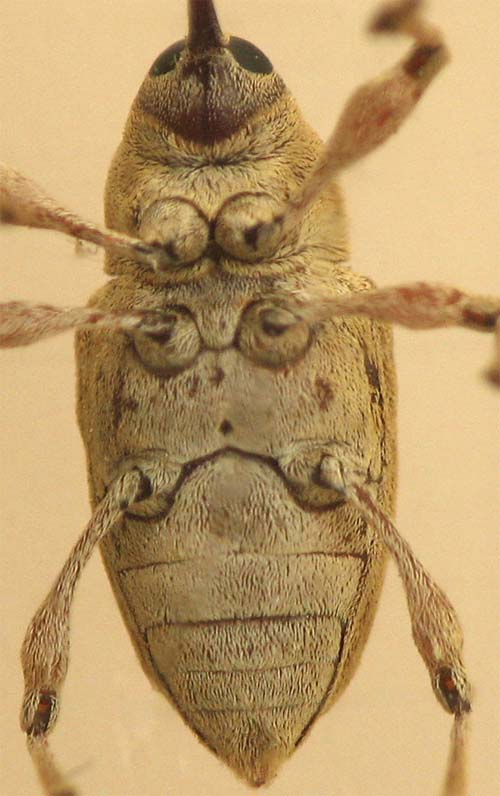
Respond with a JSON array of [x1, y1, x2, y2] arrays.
[[187, 373, 201, 397], [363, 353, 381, 392], [121, 397, 139, 414], [210, 367, 225, 385], [362, 345, 384, 411], [219, 419, 233, 435], [112, 370, 126, 430], [314, 376, 334, 411]]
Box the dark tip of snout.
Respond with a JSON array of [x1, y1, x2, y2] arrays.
[[188, 0, 226, 51]]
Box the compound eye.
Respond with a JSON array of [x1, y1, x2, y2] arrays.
[[228, 37, 273, 74], [150, 40, 185, 76]]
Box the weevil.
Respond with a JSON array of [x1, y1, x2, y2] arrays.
[[0, 1, 500, 796]]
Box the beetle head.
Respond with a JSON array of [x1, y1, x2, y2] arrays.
[[134, 0, 286, 144]]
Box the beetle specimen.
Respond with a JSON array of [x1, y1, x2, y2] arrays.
[[1, 1, 499, 795]]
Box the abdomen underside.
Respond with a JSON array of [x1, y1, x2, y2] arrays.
[[100, 453, 385, 784]]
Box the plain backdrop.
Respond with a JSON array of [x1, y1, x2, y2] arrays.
[[1, 2, 498, 795]]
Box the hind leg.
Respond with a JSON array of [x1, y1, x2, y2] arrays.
[[20, 469, 146, 796]]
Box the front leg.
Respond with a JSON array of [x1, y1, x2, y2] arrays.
[[285, 0, 449, 230], [0, 164, 169, 272], [214, 0, 450, 263]]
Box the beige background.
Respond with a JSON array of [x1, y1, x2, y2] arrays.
[[1, 2, 498, 795]]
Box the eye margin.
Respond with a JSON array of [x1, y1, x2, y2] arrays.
[[149, 40, 185, 76], [228, 36, 273, 75], [149, 35, 273, 78]]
